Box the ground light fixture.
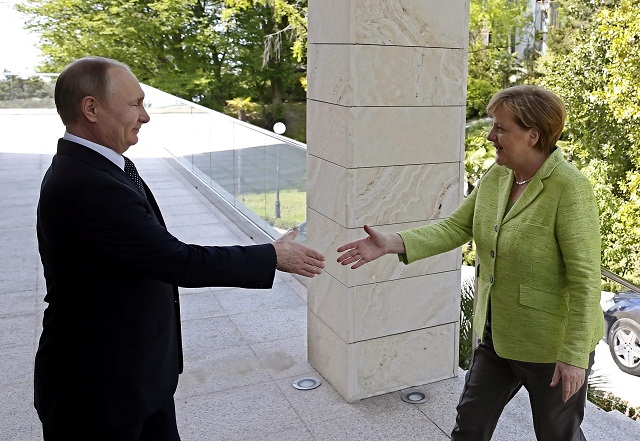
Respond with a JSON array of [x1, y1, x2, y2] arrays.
[[293, 377, 322, 390], [401, 390, 428, 404]]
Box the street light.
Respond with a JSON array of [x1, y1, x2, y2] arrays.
[[273, 122, 286, 219], [273, 122, 286, 135]]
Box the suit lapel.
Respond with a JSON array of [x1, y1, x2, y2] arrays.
[[144, 183, 166, 227], [496, 173, 512, 224], [58, 139, 133, 191], [57, 139, 165, 225], [502, 179, 542, 224], [500, 148, 565, 225]]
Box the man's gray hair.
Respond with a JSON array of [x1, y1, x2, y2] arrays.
[[54, 56, 131, 126]]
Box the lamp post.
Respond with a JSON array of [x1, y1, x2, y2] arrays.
[[273, 122, 286, 219]]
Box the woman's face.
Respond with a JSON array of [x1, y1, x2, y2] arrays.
[[487, 105, 536, 171]]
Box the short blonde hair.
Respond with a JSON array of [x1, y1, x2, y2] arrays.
[[486, 85, 566, 155]]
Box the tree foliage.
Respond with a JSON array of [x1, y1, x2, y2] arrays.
[[545, 0, 617, 56], [220, 0, 307, 112], [225, 96, 258, 121], [0, 75, 53, 100], [224, 0, 307, 65], [539, 0, 640, 279], [464, 120, 495, 194], [466, 0, 534, 118], [17, 0, 307, 112]]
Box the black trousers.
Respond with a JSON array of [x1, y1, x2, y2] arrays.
[[43, 397, 181, 441], [451, 332, 594, 441]]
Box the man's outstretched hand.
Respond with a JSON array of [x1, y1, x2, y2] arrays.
[[273, 227, 325, 277]]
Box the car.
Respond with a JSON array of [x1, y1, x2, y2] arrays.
[[601, 290, 640, 376]]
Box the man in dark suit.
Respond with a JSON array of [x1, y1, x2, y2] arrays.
[[35, 56, 325, 441]]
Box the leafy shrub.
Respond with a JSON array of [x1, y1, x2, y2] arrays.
[[466, 77, 498, 119], [459, 278, 475, 370], [587, 386, 639, 420]]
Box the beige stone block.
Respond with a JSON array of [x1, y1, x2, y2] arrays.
[[308, 269, 460, 343], [306, 209, 460, 288], [308, 0, 354, 45], [308, 312, 457, 402], [458, 108, 468, 160], [309, 0, 470, 48], [453, 318, 461, 370], [308, 44, 466, 107], [308, 309, 349, 397], [307, 43, 354, 106], [352, 323, 457, 400], [306, 101, 354, 168], [354, 0, 470, 48], [306, 157, 348, 226], [352, 271, 460, 341], [307, 272, 351, 342], [307, 101, 465, 168], [307, 156, 462, 228]]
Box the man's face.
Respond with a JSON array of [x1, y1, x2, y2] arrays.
[[95, 67, 150, 154]]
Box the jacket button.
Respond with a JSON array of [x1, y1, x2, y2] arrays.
[[494, 225, 498, 232], [490, 251, 495, 258], [489, 276, 494, 283]]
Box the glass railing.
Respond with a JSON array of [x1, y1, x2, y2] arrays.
[[601, 268, 640, 294], [139, 84, 307, 240], [0, 73, 307, 240]]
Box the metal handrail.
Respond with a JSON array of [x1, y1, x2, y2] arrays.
[[601, 267, 640, 294]]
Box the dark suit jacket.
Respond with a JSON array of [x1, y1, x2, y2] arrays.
[[35, 139, 277, 430]]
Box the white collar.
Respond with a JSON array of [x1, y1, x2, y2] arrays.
[[63, 132, 125, 170]]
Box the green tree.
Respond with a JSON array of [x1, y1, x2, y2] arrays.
[[466, 0, 534, 118], [220, 0, 307, 130], [545, 0, 617, 56], [17, 0, 235, 109], [226, 0, 307, 66], [464, 120, 495, 194], [17, 0, 307, 112], [538, 0, 640, 279], [225, 96, 259, 121], [0, 75, 52, 100], [207, 0, 308, 112]]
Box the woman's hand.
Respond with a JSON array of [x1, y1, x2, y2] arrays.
[[550, 361, 585, 402], [337, 225, 404, 269]]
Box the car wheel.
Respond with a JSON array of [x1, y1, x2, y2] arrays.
[[608, 318, 640, 376]]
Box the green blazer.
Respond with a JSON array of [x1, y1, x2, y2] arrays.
[[398, 148, 603, 369]]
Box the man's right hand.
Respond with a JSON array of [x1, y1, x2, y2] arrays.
[[272, 227, 325, 277]]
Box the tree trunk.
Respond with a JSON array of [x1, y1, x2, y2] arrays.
[[271, 78, 283, 107]]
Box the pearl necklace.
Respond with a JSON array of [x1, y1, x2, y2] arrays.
[[514, 177, 532, 185]]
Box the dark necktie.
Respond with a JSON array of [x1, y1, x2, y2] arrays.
[[123, 156, 147, 198]]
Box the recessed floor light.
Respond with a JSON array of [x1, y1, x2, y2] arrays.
[[401, 390, 427, 404], [293, 377, 322, 390]]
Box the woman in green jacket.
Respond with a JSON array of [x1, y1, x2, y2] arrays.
[[337, 85, 603, 441]]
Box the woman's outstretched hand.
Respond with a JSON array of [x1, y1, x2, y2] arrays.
[[337, 225, 401, 269]]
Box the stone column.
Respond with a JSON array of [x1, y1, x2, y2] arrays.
[[306, 0, 470, 402]]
